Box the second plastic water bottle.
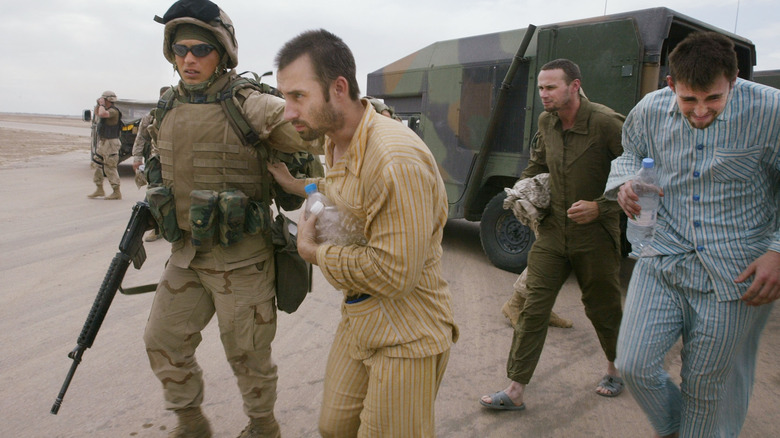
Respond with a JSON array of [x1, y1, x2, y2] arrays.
[[626, 158, 659, 256]]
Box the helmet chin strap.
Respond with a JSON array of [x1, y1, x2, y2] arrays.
[[179, 68, 225, 93]]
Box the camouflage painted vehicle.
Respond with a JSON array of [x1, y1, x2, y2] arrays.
[[367, 7, 758, 273], [754, 69, 780, 89], [82, 99, 158, 164]]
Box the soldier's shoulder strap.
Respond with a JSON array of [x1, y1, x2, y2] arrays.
[[220, 72, 279, 152], [219, 71, 280, 204], [152, 87, 178, 132]]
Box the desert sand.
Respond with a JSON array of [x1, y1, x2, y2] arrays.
[[1, 113, 777, 437]]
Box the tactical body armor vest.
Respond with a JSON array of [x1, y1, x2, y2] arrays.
[[146, 70, 323, 254], [98, 107, 122, 139], [157, 75, 266, 232]]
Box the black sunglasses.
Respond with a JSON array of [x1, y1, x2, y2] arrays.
[[172, 44, 216, 58]]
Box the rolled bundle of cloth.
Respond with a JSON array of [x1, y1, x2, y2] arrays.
[[503, 173, 550, 233]]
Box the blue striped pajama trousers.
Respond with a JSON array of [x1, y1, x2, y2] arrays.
[[616, 255, 772, 437]]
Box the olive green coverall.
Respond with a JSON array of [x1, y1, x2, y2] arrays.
[[507, 97, 625, 383]]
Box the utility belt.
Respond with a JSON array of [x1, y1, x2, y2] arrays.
[[145, 187, 270, 247]]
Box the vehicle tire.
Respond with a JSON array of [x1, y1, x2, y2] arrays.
[[479, 192, 535, 274]]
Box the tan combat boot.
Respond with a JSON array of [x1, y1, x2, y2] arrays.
[[549, 310, 574, 328], [87, 184, 105, 198], [501, 289, 525, 327], [501, 290, 573, 328], [237, 415, 281, 438], [105, 185, 121, 200], [168, 407, 212, 438], [144, 229, 162, 242]]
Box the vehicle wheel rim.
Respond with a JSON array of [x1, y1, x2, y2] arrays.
[[495, 212, 532, 254]]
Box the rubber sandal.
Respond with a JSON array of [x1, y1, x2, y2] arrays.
[[596, 374, 624, 397], [479, 390, 527, 411]]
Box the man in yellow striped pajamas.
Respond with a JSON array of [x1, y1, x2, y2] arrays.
[[270, 29, 459, 437]]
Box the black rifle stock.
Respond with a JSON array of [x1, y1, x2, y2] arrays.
[[51, 201, 152, 415]]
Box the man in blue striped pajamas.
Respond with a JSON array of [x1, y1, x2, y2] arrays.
[[605, 32, 780, 437]]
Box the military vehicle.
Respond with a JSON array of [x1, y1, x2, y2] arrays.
[[754, 69, 780, 89], [82, 99, 157, 164], [367, 7, 759, 273]]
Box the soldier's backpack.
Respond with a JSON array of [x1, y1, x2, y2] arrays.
[[150, 71, 324, 313]]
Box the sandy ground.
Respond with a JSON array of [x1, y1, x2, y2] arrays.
[[0, 113, 90, 166], [0, 113, 778, 437]]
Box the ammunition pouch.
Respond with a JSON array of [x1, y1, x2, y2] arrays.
[[148, 186, 270, 248], [189, 190, 219, 247], [144, 155, 163, 188], [218, 190, 248, 247], [245, 199, 271, 236], [146, 186, 182, 243]]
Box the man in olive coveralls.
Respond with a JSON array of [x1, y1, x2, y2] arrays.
[[480, 58, 625, 410], [142, 1, 318, 437]]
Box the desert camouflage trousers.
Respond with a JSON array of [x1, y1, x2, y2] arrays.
[[91, 138, 121, 187], [143, 258, 278, 419]]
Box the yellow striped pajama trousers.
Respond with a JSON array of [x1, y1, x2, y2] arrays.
[[319, 318, 450, 438]]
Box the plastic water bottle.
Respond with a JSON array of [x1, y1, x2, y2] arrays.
[[626, 158, 660, 256], [304, 183, 331, 220], [304, 183, 366, 245], [304, 183, 337, 243]]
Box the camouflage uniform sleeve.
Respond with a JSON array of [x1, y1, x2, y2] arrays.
[[132, 112, 153, 159], [367, 97, 391, 114], [240, 89, 322, 154]]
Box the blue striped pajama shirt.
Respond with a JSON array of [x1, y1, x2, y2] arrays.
[[604, 78, 780, 437]]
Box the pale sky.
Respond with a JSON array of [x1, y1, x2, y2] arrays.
[[2, 0, 778, 116]]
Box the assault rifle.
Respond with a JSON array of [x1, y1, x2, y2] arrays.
[[51, 201, 154, 415]]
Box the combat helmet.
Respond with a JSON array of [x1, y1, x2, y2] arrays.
[[155, 0, 238, 69], [101, 90, 118, 102]]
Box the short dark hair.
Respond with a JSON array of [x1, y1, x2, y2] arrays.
[[669, 32, 738, 91], [540, 59, 582, 84], [275, 29, 361, 101]]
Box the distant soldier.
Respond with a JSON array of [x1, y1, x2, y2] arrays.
[[87, 90, 122, 200]]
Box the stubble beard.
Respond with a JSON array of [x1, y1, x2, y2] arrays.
[[685, 112, 716, 129], [296, 100, 342, 141]]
